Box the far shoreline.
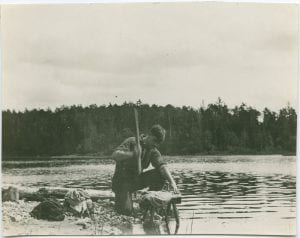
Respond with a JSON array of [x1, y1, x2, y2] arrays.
[[2, 152, 296, 161]]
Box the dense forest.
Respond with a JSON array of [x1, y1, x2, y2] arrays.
[[2, 99, 297, 157]]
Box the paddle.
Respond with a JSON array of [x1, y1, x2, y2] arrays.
[[134, 108, 142, 175]]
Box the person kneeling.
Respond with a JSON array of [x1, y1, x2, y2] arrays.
[[111, 124, 178, 216]]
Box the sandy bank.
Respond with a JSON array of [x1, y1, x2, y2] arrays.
[[2, 199, 138, 236]]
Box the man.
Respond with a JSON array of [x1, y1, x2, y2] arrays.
[[111, 124, 179, 215]]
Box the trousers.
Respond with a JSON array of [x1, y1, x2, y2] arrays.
[[112, 169, 165, 215]]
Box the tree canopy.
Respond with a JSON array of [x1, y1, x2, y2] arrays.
[[2, 99, 297, 157]]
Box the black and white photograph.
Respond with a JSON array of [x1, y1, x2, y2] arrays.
[[1, 1, 298, 236]]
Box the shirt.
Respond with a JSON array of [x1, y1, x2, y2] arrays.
[[112, 136, 166, 180]]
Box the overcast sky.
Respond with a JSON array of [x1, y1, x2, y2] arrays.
[[1, 2, 298, 112]]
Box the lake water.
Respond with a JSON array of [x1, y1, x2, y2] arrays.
[[2, 155, 296, 235]]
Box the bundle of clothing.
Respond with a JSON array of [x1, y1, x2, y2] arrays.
[[30, 198, 65, 221], [64, 189, 94, 217], [139, 191, 173, 210], [30, 188, 94, 221]]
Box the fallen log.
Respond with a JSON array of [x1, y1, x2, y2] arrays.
[[2, 185, 181, 204], [2, 185, 114, 202]]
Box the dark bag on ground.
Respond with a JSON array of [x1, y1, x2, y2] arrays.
[[30, 198, 65, 221]]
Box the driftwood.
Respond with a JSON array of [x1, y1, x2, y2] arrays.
[[2, 185, 181, 204], [2, 185, 114, 202]]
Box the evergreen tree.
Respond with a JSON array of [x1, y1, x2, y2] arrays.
[[2, 100, 297, 157]]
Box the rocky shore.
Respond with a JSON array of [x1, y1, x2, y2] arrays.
[[2, 198, 140, 236]]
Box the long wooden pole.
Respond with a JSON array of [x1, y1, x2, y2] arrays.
[[134, 108, 142, 175]]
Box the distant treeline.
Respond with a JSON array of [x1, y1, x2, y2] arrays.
[[2, 99, 297, 157]]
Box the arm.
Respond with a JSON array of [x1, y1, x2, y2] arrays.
[[159, 164, 179, 193], [111, 150, 134, 162], [150, 149, 179, 193], [111, 137, 141, 163]]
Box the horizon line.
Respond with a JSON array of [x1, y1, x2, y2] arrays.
[[2, 99, 295, 113]]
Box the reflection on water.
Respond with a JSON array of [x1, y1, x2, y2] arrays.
[[177, 172, 295, 218], [2, 155, 296, 235]]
